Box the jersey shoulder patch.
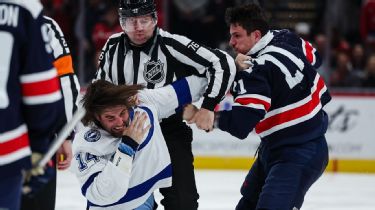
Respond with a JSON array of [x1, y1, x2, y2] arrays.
[[84, 129, 101, 142]]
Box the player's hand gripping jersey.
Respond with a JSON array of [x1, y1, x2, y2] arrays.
[[219, 30, 331, 147], [71, 76, 207, 209]]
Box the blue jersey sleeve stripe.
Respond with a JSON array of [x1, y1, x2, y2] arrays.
[[137, 106, 154, 151], [171, 78, 192, 112], [81, 171, 101, 197], [88, 164, 172, 207], [120, 164, 172, 202]]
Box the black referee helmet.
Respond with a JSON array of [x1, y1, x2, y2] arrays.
[[118, 0, 157, 18]]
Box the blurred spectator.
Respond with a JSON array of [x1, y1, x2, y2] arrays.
[[314, 33, 330, 81], [84, 0, 110, 79], [362, 54, 375, 87], [351, 43, 367, 73], [327, 0, 361, 43], [314, 34, 326, 54], [330, 52, 361, 87], [39, 0, 374, 89], [170, 0, 234, 49], [311, 0, 327, 36], [235, 0, 264, 7], [200, 0, 235, 48], [335, 37, 351, 55], [155, 0, 165, 28], [92, 6, 122, 66], [169, 0, 235, 49], [360, 0, 375, 51], [169, 0, 210, 46]]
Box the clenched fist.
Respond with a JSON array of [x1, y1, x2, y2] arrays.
[[235, 53, 252, 71]]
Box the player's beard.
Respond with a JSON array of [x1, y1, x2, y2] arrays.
[[110, 120, 129, 137]]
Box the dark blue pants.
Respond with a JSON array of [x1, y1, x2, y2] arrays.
[[236, 136, 328, 210], [0, 172, 23, 210]]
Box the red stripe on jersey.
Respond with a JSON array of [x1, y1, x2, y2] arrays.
[[304, 40, 314, 64], [255, 77, 325, 134], [0, 133, 29, 155], [22, 77, 60, 96], [214, 104, 220, 112], [235, 97, 271, 111]]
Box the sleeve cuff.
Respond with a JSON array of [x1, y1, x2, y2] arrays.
[[201, 97, 220, 111], [121, 136, 139, 151]]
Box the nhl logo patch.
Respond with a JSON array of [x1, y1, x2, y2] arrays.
[[143, 59, 165, 84], [84, 129, 101, 142]]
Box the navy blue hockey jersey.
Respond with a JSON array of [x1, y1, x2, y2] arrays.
[[0, 1, 64, 177], [218, 30, 331, 147]]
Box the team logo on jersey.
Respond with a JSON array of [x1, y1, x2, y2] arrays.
[[84, 129, 101, 142], [143, 59, 165, 84]]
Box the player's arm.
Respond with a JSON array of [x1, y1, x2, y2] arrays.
[[163, 32, 236, 110], [216, 69, 270, 139], [138, 75, 207, 120], [162, 32, 236, 130], [21, 12, 64, 154]]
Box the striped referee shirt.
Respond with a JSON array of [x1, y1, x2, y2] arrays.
[[96, 28, 235, 111], [44, 16, 80, 132]]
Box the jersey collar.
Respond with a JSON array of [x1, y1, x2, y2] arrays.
[[247, 30, 274, 56]]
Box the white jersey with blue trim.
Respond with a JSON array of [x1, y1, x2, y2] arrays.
[[71, 76, 207, 209]]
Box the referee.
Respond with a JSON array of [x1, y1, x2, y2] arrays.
[[95, 0, 235, 209]]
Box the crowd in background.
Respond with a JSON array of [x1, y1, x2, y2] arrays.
[[41, 0, 375, 88]]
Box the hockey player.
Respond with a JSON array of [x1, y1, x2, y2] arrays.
[[0, 1, 64, 210], [95, 0, 236, 208], [21, 16, 81, 210], [185, 4, 331, 210], [71, 75, 207, 209]]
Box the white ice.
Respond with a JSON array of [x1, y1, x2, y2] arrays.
[[56, 170, 375, 210]]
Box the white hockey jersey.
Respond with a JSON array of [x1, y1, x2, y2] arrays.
[[71, 76, 207, 209]]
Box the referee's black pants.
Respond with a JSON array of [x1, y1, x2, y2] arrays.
[[159, 116, 199, 210]]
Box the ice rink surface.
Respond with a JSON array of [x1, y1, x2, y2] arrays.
[[56, 170, 375, 210]]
